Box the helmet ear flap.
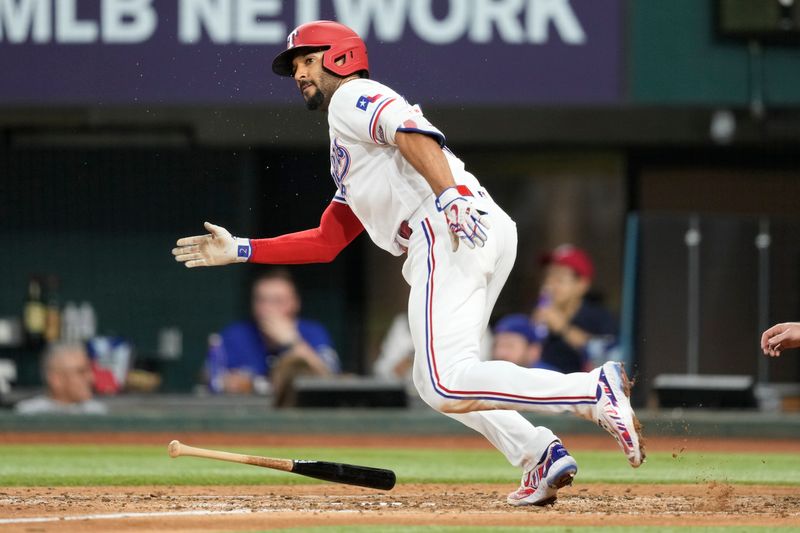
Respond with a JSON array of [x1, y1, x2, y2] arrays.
[[323, 41, 369, 77], [330, 52, 349, 68]]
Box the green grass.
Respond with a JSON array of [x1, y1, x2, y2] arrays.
[[0, 445, 799, 486]]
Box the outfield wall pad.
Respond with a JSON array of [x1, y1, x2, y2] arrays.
[[0, 408, 798, 438]]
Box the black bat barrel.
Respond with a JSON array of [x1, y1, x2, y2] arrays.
[[291, 460, 396, 490]]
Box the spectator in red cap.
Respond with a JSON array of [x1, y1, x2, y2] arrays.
[[531, 244, 618, 374]]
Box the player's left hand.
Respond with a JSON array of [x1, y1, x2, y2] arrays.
[[172, 222, 250, 268], [435, 187, 491, 252]]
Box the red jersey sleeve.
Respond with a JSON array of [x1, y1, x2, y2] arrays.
[[248, 201, 364, 264]]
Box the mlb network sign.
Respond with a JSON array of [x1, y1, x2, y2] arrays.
[[0, 0, 622, 105]]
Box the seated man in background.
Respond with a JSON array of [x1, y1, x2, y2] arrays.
[[15, 342, 107, 415], [532, 245, 618, 374], [208, 269, 339, 404], [492, 314, 556, 370]]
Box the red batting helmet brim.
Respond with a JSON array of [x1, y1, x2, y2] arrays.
[[272, 45, 328, 77]]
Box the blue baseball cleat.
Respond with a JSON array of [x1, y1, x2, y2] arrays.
[[507, 440, 578, 506]]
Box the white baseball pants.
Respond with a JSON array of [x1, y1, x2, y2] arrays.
[[402, 194, 600, 472]]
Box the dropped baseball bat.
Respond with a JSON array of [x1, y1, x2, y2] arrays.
[[168, 440, 396, 490]]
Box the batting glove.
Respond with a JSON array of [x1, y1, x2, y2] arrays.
[[172, 222, 251, 268], [435, 186, 491, 252]]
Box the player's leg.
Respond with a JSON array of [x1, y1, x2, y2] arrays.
[[415, 207, 559, 469], [421, 211, 643, 467], [438, 249, 562, 472], [443, 410, 556, 471], [405, 207, 643, 469], [407, 211, 596, 419], [405, 208, 579, 504]]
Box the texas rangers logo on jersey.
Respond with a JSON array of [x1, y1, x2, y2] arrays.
[[356, 94, 383, 112], [330, 137, 351, 197]]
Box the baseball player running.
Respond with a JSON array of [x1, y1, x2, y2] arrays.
[[173, 21, 644, 506]]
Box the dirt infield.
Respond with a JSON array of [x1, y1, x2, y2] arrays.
[[2, 433, 800, 531], [2, 483, 799, 532]]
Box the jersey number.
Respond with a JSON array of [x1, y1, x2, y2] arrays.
[[330, 137, 351, 198]]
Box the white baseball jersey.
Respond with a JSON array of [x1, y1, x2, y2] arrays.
[[327, 78, 482, 255]]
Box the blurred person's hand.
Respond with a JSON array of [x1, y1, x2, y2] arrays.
[[172, 222, 250, 268], [761, 322, 800, 357], [258, 314, 333, 377], [258, 313, 301, 347], [532, 306, 568, 335]]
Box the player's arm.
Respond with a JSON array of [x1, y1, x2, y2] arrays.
[[395, 132, 455, 196], [396, 131, 490, 251], [172, 201, 363, 268]]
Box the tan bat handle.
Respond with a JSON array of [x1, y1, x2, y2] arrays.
[[168, 440, 293, 472]]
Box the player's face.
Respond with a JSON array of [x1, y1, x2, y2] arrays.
[[292, 50, 333, 111]]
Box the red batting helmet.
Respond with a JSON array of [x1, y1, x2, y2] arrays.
[[272, 20, 369, 78]]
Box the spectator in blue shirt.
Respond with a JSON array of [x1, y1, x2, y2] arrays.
[[207, 269, 339, 397], [532, 245, 618, 374]]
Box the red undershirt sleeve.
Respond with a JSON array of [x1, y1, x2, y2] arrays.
[[248, 201, 364, 264]]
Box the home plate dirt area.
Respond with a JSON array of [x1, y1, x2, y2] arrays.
[[1, 483, 799, 532]]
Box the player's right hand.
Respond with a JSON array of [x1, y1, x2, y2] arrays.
[[435, 187, 491, 252], [172, 222, 251, 268]]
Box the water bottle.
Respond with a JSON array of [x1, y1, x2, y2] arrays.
[[533, 293, 551, 340], [207, 334, 227, 394], [78, 301, 97, 341], [61, 302, 81, 343]]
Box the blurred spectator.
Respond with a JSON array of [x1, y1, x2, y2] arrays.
[[372, 314, 416, 382], [373, 313, 492, 383], [208, 269, 339, 402], [761, 322, 800, 357], [532, 245, 618, 373], [15, 342, 107, 415], [492, 314, 557, 370]]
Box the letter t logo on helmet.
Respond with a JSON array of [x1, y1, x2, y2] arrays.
[[287, 30, 298, 48], [272, 20, 369, 78]]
